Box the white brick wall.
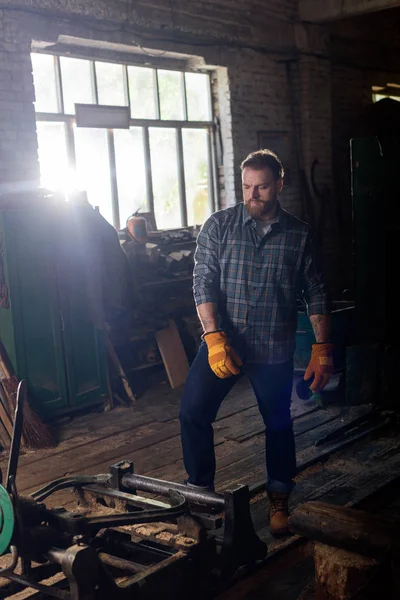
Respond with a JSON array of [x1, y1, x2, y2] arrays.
[[0, 0, 334, 283], [227, 51, 298, 211], [0, 0, 299, 205], [0, 10, 39, 192]]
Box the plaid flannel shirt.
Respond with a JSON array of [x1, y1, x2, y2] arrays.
[[193, 202, 330, 364]]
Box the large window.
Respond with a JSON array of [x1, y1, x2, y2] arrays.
[[32, 53, 216, 229]]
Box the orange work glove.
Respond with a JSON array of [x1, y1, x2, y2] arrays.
[[304, 343, 334, 392], [203, 331, 242, 379]]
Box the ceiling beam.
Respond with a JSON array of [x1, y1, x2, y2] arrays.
[[300, 0, 400, 22]]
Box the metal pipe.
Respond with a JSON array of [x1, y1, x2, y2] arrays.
[[0, 546, 18, 576], [6, 379, 26, 491], [121, 473, 225, 508], [31, 474, 111, 503], [46, 547, 67, 566], [98, 552, 147, 573], [4, 573, 69, 599], [176, 127, 188, 227]]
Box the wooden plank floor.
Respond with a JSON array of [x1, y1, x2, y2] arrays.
[[0, 374, 337, 498], [0, 373, 398, 539], [1, 372, 400, 599]]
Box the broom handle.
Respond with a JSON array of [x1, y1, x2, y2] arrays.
[[0, 340, 12, 379], [106, 337, 136, 402], [6, 380, 26, 492]]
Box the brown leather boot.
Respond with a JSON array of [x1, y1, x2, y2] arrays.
[[267, 491, 291, 536]]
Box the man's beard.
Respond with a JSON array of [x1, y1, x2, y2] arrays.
[[244, 198, 277, 219]]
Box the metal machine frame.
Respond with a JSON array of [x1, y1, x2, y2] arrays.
[[0, 381, 267, 599]]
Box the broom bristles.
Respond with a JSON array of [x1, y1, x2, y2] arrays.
[[3, 375, 57, 450], [21, 401, 57, 449]]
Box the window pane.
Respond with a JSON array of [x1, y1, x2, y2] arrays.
[[128, 66, 157, 119], [158, 70, 184, 120], [185, 73, 211, 121], [74, 128, 113, 225], [36, 122, 69, 191], [149, 128, 181, 229], [31, 54, 59, 113], [95, 62, 126, 106], [60, 57, 94, 114], [114, 128, 148, 226], [373, 93, 400, 103], [182, 129, 211, 226]]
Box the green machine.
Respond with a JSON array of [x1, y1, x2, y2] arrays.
[[350, 97, 400, 347], [0, 196, 109, 420], [351, 136, 388, 345], [347, 98, 400, 406]]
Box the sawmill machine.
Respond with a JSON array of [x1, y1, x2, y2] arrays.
[[0, 381, 267, 599]]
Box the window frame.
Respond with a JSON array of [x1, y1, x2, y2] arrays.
[[33, 52, 217, 230]]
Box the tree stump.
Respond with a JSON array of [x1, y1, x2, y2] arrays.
[[288, 501, 396, 600], [314, 542, 384, 600]]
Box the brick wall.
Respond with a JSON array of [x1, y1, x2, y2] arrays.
[[0, 0, 338, 291], [0, 0, 299, 210], [209, 51, 299, 211], [298, 53, 341, 292], [2, 1, 298, 45], [227, 50, 299, 212], [0, 9, 39, 191]]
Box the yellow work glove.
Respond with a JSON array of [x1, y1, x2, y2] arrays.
[[304, 343, 334, 393], [203, 331, 242, 379]]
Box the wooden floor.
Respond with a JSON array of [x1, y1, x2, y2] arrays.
[[0, 373, 350, 504], [0, 372, 400, 592], [1, 371, 400, 598], [1, 373, 398, 516]]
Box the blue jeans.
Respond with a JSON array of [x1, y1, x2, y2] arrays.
[[179, 343, 296, 494]]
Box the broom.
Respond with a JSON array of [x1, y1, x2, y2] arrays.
[[0, 343, 57, 450]]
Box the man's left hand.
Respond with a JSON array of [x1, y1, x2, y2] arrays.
[[304, 343, 334, 392]]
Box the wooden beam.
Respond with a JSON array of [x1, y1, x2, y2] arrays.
[[288, 501, 397, 558], [155, 319, 189, 389], [300, 0, 400, 23]]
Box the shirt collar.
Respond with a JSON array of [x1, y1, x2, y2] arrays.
[[242, 201, 285, 228]]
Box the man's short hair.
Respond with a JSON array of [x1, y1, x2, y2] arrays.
[[240, 149, 284, 181]]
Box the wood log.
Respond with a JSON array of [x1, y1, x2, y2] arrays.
[[314, 541, 390, 600], [288, 501, 396, 558]]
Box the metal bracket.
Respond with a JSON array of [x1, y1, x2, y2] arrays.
[[109, 459, 134, 493], [219, 485, 267, 578]]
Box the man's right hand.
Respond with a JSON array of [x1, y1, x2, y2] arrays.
[[203, 331, 242, 378]]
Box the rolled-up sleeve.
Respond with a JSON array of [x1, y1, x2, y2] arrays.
[[300, 228, 330, 316], [193, 215, 220, 306]]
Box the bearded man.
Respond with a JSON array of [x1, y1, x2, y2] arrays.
[[179, 149, 332, 535]]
